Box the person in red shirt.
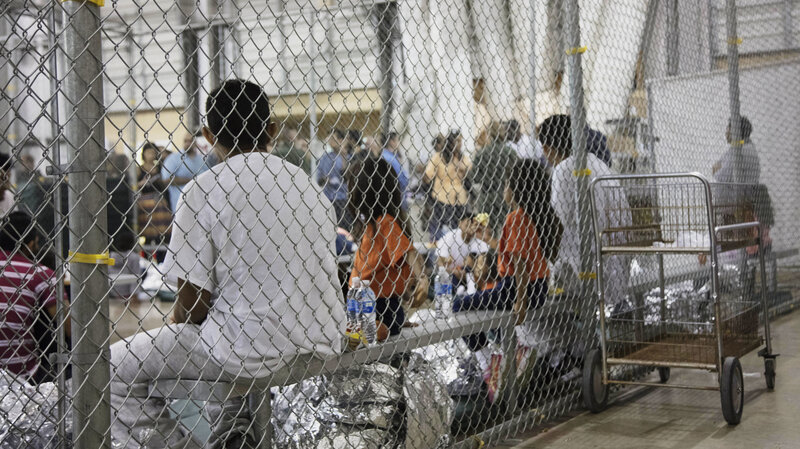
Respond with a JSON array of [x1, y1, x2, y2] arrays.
[[349, 157, 429, 336], [0, 212, 71, 381], [453, 159, 562, 328]]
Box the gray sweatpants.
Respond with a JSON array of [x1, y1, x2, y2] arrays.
[[110, 324, 248, 449]]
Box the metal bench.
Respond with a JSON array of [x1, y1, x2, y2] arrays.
[[147, 310, 516, 448]]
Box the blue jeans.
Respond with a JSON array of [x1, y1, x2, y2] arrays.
[[428, 201, 468, 241], [453, 277, 548, 351]]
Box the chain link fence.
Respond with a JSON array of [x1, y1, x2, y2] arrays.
[[0, 0, 798, 448]]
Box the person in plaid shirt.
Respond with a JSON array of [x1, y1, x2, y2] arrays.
[[0, 211, 70, 380]]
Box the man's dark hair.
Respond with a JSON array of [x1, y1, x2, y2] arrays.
[[505, 120, 521, 142], [0, 212, 37, 251], [205, 79, 271, 151], [381, 131, 398, 149], [539, 114, 572, 159], [507, 159, 562, 262], [729, 116, 753, 140], [442, 130, 461, 163]]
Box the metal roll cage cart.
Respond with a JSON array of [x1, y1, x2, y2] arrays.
[[582, 172, 777, 425]]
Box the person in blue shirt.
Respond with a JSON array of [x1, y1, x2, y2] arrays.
[[161, 132, 212, 212], [315, 129, 353, 229], [380, 132, 409, 209]]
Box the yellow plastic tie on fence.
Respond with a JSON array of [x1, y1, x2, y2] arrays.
[[61, 0, 105, 7], [572, 168, 592, 177], [565, 46, 587, 55], [727, 37, 743, 45], [68, 251, 116, 266], [578, 272, 597, 280], [471, 435, 485, 448]]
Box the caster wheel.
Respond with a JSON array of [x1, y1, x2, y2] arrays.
[[720, 356, 744, 425], [582, 349, 608, 413], [764, 358, 776, 390]]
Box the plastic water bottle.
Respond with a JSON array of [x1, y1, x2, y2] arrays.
[[434, 266, 453, 319], [359, 280, 378, 344], [346, 277, 362, 332]]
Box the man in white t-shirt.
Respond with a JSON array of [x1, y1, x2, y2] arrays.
[[110, 80, 346, 449], [436, 214, 492, 283], [540, 115, 632, 306], [506, 119, 545, 161]]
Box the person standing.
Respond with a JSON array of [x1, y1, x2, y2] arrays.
[[540, 114, 631, 305], [469, 122, 519, 236], [272, 126, 311, 175], [136, 142, 171, 244], [315, 129, 353, 229], [161, 131, 212, 213], [380, 132, 409, 209], [424, 130, 472, 241], [713, 116, 760, 184], [110, 79, 346, 448]]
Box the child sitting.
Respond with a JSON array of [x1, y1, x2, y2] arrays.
[[349, 157, 429, 337]]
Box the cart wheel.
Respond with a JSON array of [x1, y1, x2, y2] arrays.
[[720, 356, 744, 425], [764, 358, 776, 390], [582, 349, 608, 413], [658, 367, 670, 383]]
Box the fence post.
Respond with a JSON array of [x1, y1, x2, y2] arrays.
[[724, 0, 743, 184], [563, 0, 593, 304], [179, 0, 201, 133], [61, 1, 112, 448]]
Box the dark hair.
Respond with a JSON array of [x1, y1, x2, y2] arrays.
[[506, 119, 521, 142], [141, 142, 159, 154], [728, 116, 753, 140], [507, 159, 562, 262], [346, 129, 363, 150], [431, 134, 445, 150], [0, 212, 37, 251], [332, 128, 346, 140], [349, 157, 408, 237], [539, 114, 572, 159], [0, 153, 10, 172], [381, 132, 398, 148], [205, 79, 271, 151], [442, 130, 461, 163]]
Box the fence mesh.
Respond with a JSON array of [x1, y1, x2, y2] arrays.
[[0, 0, 798, 448]]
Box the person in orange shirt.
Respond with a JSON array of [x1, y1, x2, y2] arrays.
[[349, 157, 429, 337], [453, 159, 562, 330]]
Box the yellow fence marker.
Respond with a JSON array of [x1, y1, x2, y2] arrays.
[[68, 251, 116, 266]]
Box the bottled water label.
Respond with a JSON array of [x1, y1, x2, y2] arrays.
[[347, 298, 360, 313], [361, 298, 375, 314], [435, 283, 452, 296]]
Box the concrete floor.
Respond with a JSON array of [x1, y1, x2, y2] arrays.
[[508, 311, 800, 449]]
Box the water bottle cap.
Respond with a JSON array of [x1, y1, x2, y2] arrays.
[[362, 279, 370, 287], [351, 277, 361, 287]]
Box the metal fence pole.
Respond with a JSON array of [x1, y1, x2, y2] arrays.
[[527, 0, 537, 135], [724, 0, 742, 184], [47, 5, 69, 446], [666, 0, 680, 76], [563, 0, 592, 303], [61, 1, 112, 448], [179, 0, 201, 133], [375, 1, 398, 139]]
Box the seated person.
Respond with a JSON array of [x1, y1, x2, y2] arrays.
[[109, 80, 346, 449], [349, 157, 429, 337], [453, 159, 562, 334], [436, 212, 492, 285], [0, 211, 71, 382]]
